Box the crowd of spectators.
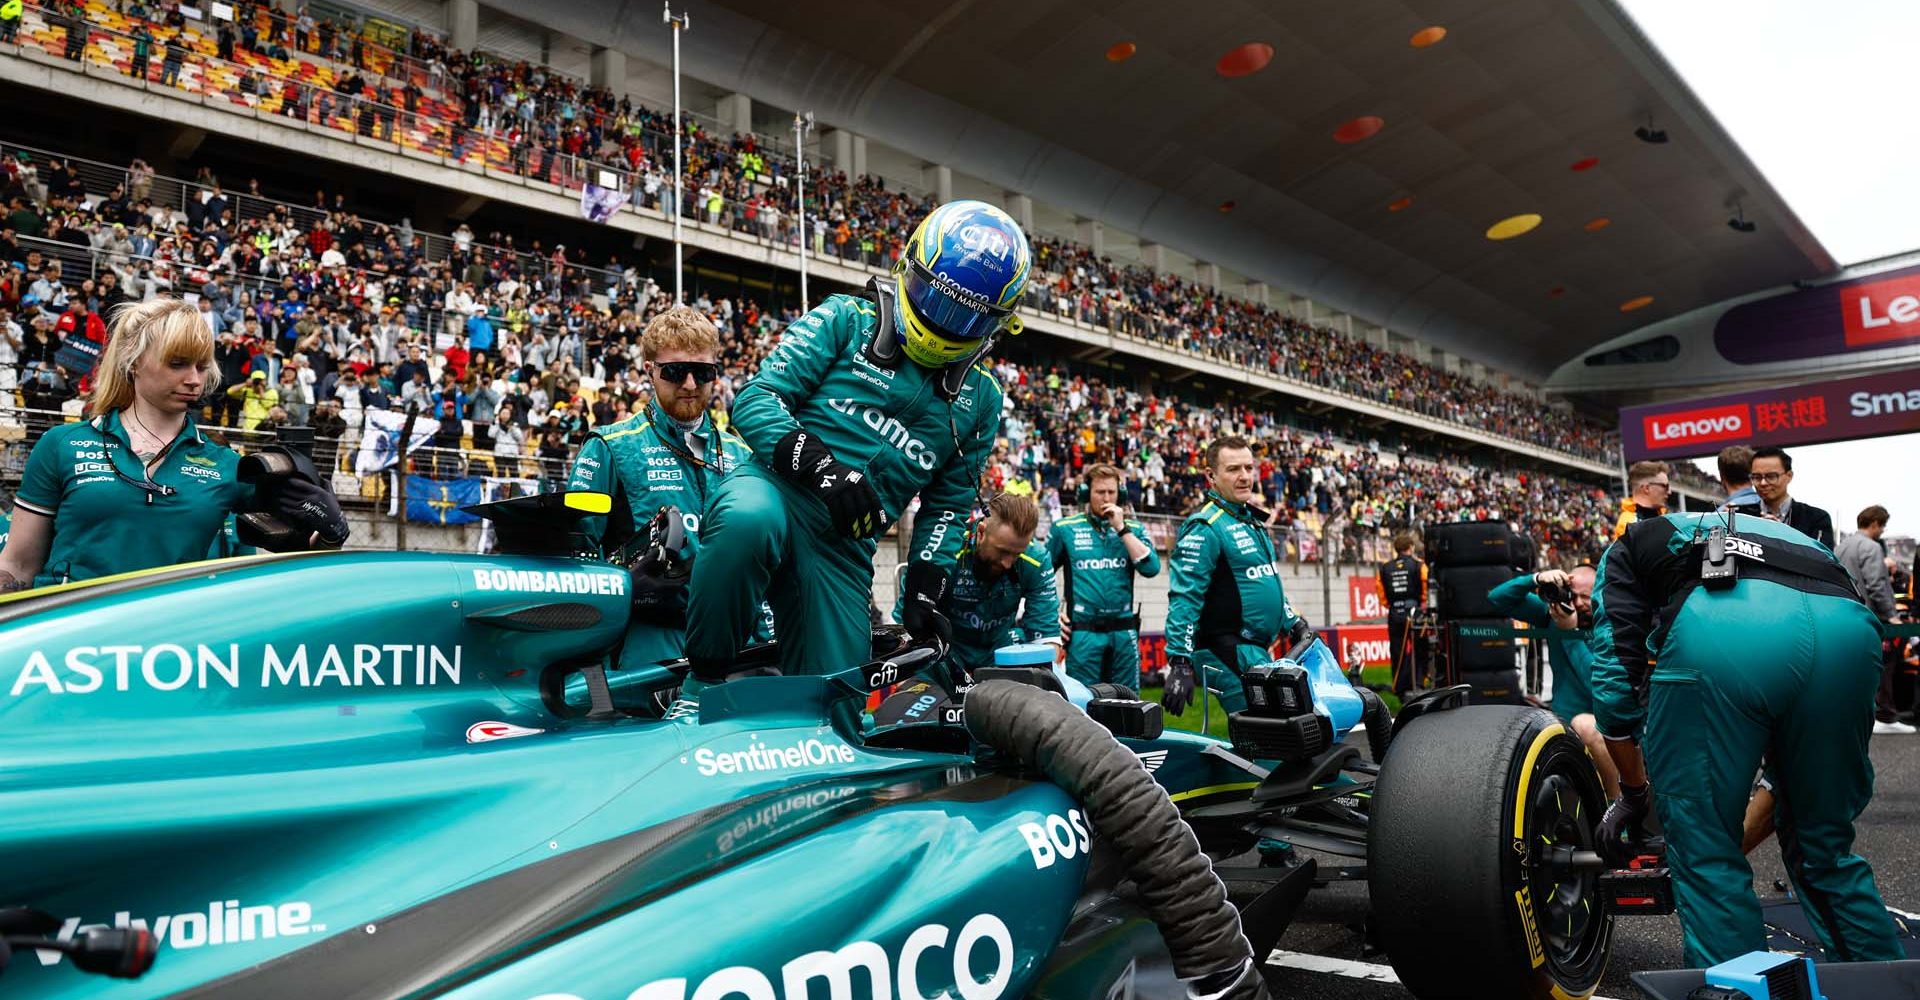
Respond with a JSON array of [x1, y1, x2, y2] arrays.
[[5, 0, 1620, 462]]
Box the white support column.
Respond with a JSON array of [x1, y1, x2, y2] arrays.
[[1004, 192, 1033, 231], [1196, 261, 1220, 289], [1299, 297, 1316, 324], [1076, 218, 1104, 258], [851, 136, 868, 180], [446, 0, 477, 53], [716, 93, 752, 136], [1246, 280, 1268, 306], [1139, 242, 1166, 272], [926, 164, 953, 204], [829, 130, 854, 174], [589, 47, 627, 95]]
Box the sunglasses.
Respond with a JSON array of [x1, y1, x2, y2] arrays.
[[655, 361, 720, 385]]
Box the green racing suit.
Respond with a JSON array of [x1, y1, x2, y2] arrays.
[[1164, 491, 1293, 714], [1590, 512, 1901, 967], [896, 533, 1060, 677], [569, 397, 756, 703], [1047, 512, 1160, 687], [1485, 573, 1594, 723], [686, 292, 1001, 677]]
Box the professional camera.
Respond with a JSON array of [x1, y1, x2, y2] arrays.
[[1535, 578, 1574, 607]]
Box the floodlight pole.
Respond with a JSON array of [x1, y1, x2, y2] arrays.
[[663, 3, 690, 304], [793, 111, 815, 311]]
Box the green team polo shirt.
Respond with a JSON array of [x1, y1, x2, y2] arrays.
[[14, 411, 251, 587]]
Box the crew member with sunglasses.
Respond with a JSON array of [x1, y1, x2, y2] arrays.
[[568, 306, 756, 703], [0, 298, 347, 593]]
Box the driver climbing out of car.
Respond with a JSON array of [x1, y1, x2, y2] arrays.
[[1589, 509, 1903, 968], [567, 306, 759, 699], [0, 298, 347, 594], [1161, 436, 1295, 717], [683, 201, 1029, 694], [893, 492, 1060, 681]]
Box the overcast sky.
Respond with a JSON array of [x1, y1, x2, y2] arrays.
[[1617, 0, 1920, 538]]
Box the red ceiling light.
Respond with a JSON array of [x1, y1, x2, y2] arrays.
[[1218, 200, 1238, 213], [1217, 43, 1274, 78], [1570, 156, 1600, 172], [1387, 195, 1415, 212], [1333, 116, 1385, 144], [1548, 286, 1567, 297], [1410, 26, 1448, 48], [1583, 216, 1612, 232], [1106, 41, 1137, 62]]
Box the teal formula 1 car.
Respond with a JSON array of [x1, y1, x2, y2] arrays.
[[0, 493, 1638, 1000]]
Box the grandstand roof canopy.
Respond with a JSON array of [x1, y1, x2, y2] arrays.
[[576, 0, 1832, 377]]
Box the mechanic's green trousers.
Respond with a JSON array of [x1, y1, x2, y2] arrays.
[[1065, 627, 1141, 689], [685, 466, 875, 679], [1643, 579, 1902, 968], [1194, 642, 1270, 716]]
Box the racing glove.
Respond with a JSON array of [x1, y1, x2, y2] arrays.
[[773, 429, 891, 539], [1162, 656, 1196, 716], [900, 560, 952, 648], [628, 506, 692, 626], [1598, 781, 1655, 865], [274, 477, 350, 549]]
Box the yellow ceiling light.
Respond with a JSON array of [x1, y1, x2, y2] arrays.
[[1620, 295, 1655, 312], [1485, 213, 1543, 241]]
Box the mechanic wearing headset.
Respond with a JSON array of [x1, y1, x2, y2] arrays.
[[0, 298, 346, 593], [1485, 564, 1619, 799], [896, 492, 1060, 678], [567, 306, 756, 699], [1049, 463, 1159, 688], [684, 200, 1028, 688], [1161, 436, 1294, 717], [1590, 510, 1902, 968]]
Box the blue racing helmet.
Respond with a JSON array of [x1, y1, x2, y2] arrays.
[[892, 200, 1032, 368]]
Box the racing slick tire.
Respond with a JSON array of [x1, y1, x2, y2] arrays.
[[1368, 706, 1610, 999]]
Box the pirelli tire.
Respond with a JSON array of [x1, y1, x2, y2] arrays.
[[1368, 706, 1611, 1000]]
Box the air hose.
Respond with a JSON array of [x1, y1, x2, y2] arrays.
[[1355, 686, 1393, 762], [963, 679, 1271, 1000]]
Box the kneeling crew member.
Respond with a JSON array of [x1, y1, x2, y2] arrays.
[[1377, 532, 1426, 696], [1050, 463, 1159, 688], [897, 492, 1059, 678], [1591, 511, 1903, 968], [568, 307, 755, 695], [1487, 565, 1619, 798], [1162, 436, 1292, 716]]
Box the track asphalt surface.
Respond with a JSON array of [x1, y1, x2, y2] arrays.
[[1254, 730, 1920, 999]]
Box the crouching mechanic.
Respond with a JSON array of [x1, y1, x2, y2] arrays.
[[1050, 464, 1159, 688], [685, 200, 1029, 688], [897, 492, 1059, 679], [567, 306, 754, 702], [1162, 436, 1293, 717], [1486, 565, 1619, 798], [1590, 510, 1902, 967]]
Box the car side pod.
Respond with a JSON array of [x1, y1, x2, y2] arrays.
[[964, 679, 1274, 1000]]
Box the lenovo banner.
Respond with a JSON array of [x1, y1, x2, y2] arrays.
[[1318, 625, 1391, 676], [1715, 262, 1920, 363], [1621, 367, 1920, 460], [1348, 576, 1385, 621]]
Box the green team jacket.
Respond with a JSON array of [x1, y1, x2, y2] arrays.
[[1046, 512, 1160, 621], [896, 535, 1061, 656], [1164, 491, 1292, 661], [569, 397, 753, 605], [1485, 573, 1593, 680], [0, 508, 9, 557], [733, 292, 1002, 574]]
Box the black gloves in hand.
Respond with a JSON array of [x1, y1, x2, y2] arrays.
[[627, 506, 692, 622], [1598, 782, 1655, 864], [774, 429, 891, 539], [900, 560, 952, 647], [1162, 656, 1196, 716], [275, 477, 349, 548]]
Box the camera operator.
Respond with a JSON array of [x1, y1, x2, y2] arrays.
[[1486, 565, 1618, 798]]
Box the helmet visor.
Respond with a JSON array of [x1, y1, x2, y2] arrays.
[[900, 258, 1011, 343]]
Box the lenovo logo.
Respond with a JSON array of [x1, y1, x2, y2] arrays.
[[1642, 403, 1749, 448], [1842, 272, 1920, 348]]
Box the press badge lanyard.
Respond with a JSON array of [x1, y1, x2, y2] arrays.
[[94, 424, 178, 506]]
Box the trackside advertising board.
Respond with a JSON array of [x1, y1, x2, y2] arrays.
[[1621, 366, 1920, 461]]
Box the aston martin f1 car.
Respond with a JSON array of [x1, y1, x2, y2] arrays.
[[0, 492, 1643, 999]]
